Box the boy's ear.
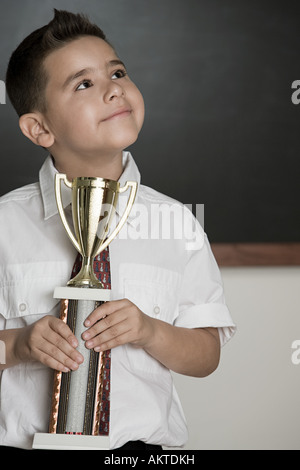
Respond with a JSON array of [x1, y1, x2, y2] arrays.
[[19, 113, 55, 148]]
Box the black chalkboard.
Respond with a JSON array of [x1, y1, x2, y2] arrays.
[[0, 0, 299, 243]]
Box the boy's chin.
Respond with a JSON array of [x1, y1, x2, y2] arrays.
[[105, 126, 141, 151]]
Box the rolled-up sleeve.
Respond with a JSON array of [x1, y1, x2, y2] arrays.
[[175, 232, 236, 347]]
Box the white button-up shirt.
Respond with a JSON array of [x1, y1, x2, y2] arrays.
[[0, 152, 235, 449]]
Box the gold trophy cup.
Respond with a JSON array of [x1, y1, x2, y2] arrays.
[[33, 174, 137, 450]]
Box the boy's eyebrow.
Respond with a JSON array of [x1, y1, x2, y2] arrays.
[[62, 67, 95, 90], [62, 68, 95, 89], [62, 60, 126, 90], [108, 59, 126, 69]]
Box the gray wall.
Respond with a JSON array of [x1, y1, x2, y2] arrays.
[[174, 265, 300, 450]]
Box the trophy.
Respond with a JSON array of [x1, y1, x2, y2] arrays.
[[33, 174, 137, 450]]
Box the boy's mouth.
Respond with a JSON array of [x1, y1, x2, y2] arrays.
[[102, 107, 132, 121]]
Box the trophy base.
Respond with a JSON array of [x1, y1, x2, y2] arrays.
[[54, 286, 111, 301], [32, 433, 110, 450]]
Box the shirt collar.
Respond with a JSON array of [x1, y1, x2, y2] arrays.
[[39, 151, 141, 225]]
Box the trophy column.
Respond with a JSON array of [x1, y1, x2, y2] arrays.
[[52, 298, 107, 436]]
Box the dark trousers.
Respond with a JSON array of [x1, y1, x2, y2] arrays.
[[115, 440, 162, 451]]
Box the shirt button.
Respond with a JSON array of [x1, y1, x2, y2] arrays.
[[153, 305, 160, 315], [19, 303, 27, 312]]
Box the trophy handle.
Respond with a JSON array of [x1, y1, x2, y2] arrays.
[[97, 181, 137, 254], [55, 174, 81, 254]]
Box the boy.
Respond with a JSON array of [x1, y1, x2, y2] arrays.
[[0, 10, 235, 449]]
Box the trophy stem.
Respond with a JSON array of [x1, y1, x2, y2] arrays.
[[67, 256, 104, 289]]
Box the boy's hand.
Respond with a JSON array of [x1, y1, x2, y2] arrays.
[[82, 299, 154, 352], [15, 315, 84, 372], [81, 300, 221, 378]]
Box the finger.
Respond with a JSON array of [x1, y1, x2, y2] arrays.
[[33, 336, 81, 372], [49, 317, 79, 348], [35, 349, 71, 373], [82, 305, 128, 343], [39, 318, 84, 367], [84, 299, 129, 327], [93, 330, 133, 352], [85, 317, 131, 350], [45, 327, 84, 365]]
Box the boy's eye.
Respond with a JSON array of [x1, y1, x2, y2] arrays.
[[76, 80, 93, 91], [111, 69, 127, 80]]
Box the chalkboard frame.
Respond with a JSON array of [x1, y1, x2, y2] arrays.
[[211, 243, 300, 266]]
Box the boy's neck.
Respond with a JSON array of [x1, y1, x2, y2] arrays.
[[52, 151, 124, 182]]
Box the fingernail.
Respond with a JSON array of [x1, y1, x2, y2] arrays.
[[76, 354, 84, 364], [85, 319, 90, 326], [82, 332, 90, 340]]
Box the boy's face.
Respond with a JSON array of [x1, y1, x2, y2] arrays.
[[41, 36, 145, 168]]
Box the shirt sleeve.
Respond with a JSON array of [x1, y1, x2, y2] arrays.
[[175, 231, 236, 347]]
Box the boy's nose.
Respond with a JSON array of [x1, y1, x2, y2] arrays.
[[104, 81, 124, 102]]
